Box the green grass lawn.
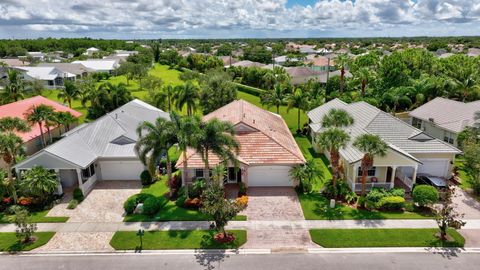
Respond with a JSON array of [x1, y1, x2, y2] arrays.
[[294, 135, 332, 191], [123, 179, 246, 222], [455, 158, 472, 189], [149, 64, 184, 86], [0, 232, 55, 251], [0, 209, 69, 224], [110, 230, 246, 250], [298, 192, 435, 220], [310, 228, 464, 248]]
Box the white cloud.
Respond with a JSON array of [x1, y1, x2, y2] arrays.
[[0, 0, 479, 38]]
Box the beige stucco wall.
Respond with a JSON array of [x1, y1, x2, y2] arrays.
[[417, 120, 459, 147]]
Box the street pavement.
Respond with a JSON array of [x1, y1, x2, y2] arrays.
[[1, 251, 479, 270]]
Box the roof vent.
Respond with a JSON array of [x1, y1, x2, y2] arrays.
[[253, 119, 255, 124], [428, 117, 434, 123]]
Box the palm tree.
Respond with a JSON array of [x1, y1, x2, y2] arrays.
[[321, 108, 354, 128], [260, 84, 286, 114], [195, 118, 239, 183], [1, 70, 25, 103], [25, 104, 55, 148], [151, 85, 176, 112], [289, 159, 322, 193], [174, 82, 199, 116], [262, 71, 277, 90], [335, 54, 350, 94], [0, 117, 30, 203], [286, 88, 309, 133], [54, 111, 76, 133], [170, 112, 201, 199], [57, 80, 79, 108], [77, 76, 96, 108], [451, 77, 480, 102], [19, 166, 58, 204], [135, 117, 176, 194], [353, 134, 388, 195], [354, 67, 374, 97], [316, 128, 350, 197]]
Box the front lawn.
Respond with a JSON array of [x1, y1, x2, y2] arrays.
[[110, 230, 247, 250], [298, 192, 435, 220], [0, 232, 55, 251], [0, 209, 69, 224], [455, 158, 472, 190], [310, 228, 464, 248]]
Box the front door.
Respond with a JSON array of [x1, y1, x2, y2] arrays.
[[227, 167, 241, 183], [386, 167, 392, 183]]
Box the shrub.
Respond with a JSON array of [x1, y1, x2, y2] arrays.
[[236, 196, 248, 207], [14, 208, 37, 243], [18, 197, 33, 206], [366, 188, 388, 204], [140, 170, 153, 186], [123, 193, 156, 214], [412, 185, 439, 207], [323, 179, 351, 199], [175, 194, 187, 208], [184, 197, 202, 209], [67, 199, 78, 209], [238, 182, 247, 197], [404, 201, 415, 212], [73, 188, 84, 202], [190, 179, 205, 198], [6, 205, 26, 215], [142, 197, 161, 216], [377, 196, 405, 211], [389, 188, 405, 198]]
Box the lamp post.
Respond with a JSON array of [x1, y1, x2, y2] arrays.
[[136, 229, 145, 250]]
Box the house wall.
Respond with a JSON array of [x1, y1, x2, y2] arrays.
[[414, 118, 459, 147]]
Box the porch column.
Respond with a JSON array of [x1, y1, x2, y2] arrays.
[[412, 164, 418, 184], [390, 166, 397, 189], [54, 169, 63, 195], [76, 168, 84, 193], [352, 164, 358, 191]]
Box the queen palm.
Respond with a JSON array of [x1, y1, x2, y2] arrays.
[[135, 117, 176, 194], [451, 77, 480, 102], [262, 71, 277, 90], [151, 85, 176, 112], [354, 67, 374, 97], [174, 82, 199, 116], [335, 54, 350, 94], [57, 80, 79, 108], [0, 117, 30, 203], [54, 111, 76, 133], [316, 128, 350, 197], [353, 134, 388, 195], [286, 88, 309, 133], [25, 104, 55, 148], [1, 70, 25, 103], [321, 108, 354, 128], [260, 84, 286, 114], [195, 119, 239, 183], [170, 112, 201, 199]]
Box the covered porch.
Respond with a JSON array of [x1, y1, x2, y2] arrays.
[[345, 164, 418, 193]]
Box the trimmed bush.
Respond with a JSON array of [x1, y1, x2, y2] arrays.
[[377, 196, 405, 211], [234, 83, 265, 97], [73, 188, 84, 202], [389, 188, 405, 198], [123, 193, 156, 214], [67, 199, 78, 209], [140, 170, 153, 186], [142, 197, 161, 216], [412, 185, 439, 207]]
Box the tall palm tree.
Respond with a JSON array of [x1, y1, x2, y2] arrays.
[[262, 71, 277, 90], [321, 108, 354, 128], [354, 67, 374, 97], [57, 80, 79, 108], [335, 54, 350, 94], [151, 85, 176, 112], [174, 82, 199, 116], [195, 118, 240, 182], [353, 134, 388, 195], [286, 88, 309, 133], [54, 111, 76, 133], [77, 76, 96, 108], [25, 104, 55, 148], [451, 77, 480, 102], [316, 128, 350, 197], [170, 112, 201, 199], [1, 70, 25, 103], [260, 83, 286, 114], [135, 117, 176, 194], [0, 117, 30, 203]]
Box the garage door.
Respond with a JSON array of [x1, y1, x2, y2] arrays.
[[248, 166, 292, 187], [418, 159, 449, 177], [100, 160, 144, 180]]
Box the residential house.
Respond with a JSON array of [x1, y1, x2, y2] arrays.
[[308, 99, 461, 193], [467, 48, 480, 57], [218, 56, 239, 67], [409, 97, 480, 147], [0, 96, 82, 162], [38, 63, 93, 79], [27, 52, 46, 61], [114, 50, 138, 57], [14, 99, 169, 196], [230, 60, 265, 68], [305, 56, 336, 72], [13, 66, 76, 88], [176, 100, 305, 187], [72, 59, 120, 73], [85, 47, 100, 56], [285, 66, 323, 85]]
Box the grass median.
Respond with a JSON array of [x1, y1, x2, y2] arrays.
[[0, 232, 55, 252]]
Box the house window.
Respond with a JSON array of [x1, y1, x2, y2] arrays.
[[443, 131, 455, 145], [81, 163, 95, 182], [412, 118, 422, 129], [195, 169, 204, 179], [357, 167, 376, 177]]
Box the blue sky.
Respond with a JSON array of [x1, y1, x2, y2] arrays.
[[0, 0, 480, 39]]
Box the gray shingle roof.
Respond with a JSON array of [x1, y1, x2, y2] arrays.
[[18, 99, 169, 168], [308, 99, 461, 164], [409, 97, 480, 133]]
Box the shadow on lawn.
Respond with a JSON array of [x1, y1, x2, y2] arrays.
[[194, 232, 240, 270]]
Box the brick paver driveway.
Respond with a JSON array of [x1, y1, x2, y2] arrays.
[[243, 187, 316, 249], [37, 180, 141, 252], [452, 187, 480, 219]]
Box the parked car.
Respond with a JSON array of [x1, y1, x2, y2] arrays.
[[416, 174, 447, 189]]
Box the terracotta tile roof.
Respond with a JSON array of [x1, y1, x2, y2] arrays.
[[304, 56, 335, 67], [176, 100, 305, 168], [0, 96, 82, 142]]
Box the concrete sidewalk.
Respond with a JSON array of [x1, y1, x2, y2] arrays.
[[2, 219, 480, 233]]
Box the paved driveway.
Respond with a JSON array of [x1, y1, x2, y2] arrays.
[[452, 187, 480, 219], [244, 187, 305, 221]]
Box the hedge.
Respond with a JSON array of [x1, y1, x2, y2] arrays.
[[234, 83, 265, 97]]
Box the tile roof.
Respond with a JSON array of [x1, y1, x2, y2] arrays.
[[409, 97, 480, 133], [177, 100, 305, 168], [304, 56, 335, 66], [0, 96, 82, 142], [14, 66, 75, 80], [308, 98, 461, 164], [0, 58, 30, 67], [230, 60, 265, 68], [72, 59, 119, 71], [38, 63, 94, 75], [15, 99, 169, 168]]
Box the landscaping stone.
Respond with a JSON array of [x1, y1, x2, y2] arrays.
[[134, 203, 143, 214]]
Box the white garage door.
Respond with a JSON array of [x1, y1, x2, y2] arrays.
[[248, 166, 292, 187], [418, 159, 449, 177], [100, 160, 144, 180]]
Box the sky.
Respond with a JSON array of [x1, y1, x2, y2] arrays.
[[1, 0, 480, 39]]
